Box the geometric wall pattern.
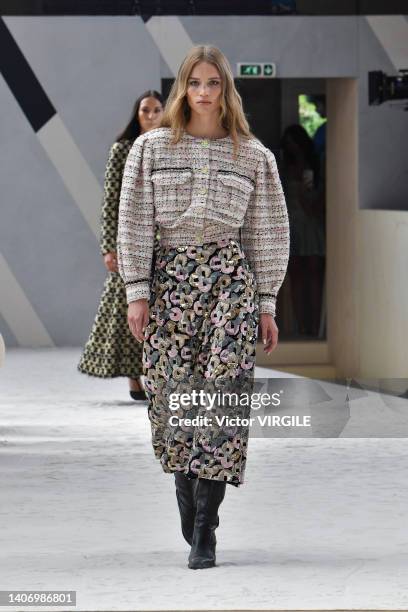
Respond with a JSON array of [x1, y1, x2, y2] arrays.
[[0, 15, 407, 346]]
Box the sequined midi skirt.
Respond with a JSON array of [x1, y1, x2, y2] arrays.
[[142, 237, 260, 487]]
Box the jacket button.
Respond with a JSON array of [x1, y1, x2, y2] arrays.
[[201, 188, 208, 195], [201, 166, 209, 173], [201, 140, 209, 146]]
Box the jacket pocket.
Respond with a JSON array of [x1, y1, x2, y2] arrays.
[[215, 171, 255, 226], [151, 168, 193, 225]]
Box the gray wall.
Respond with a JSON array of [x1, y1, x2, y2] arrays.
[[1, 15, 407, 346]]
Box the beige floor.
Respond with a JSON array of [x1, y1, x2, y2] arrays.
[[1, 348, 408, 611]]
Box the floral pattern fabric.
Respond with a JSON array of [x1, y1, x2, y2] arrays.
[[142, 237, 260, 487]]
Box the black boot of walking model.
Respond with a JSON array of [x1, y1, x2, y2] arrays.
[[188, 478, 227, 570], [174, 471, 198, 545]]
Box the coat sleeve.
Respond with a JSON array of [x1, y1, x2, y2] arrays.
[[240, 147, 290, 317], [100, 141, 130, 256], [117, 134, 155, 304]]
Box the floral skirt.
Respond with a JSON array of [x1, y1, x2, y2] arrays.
[[142, 237, 260, 487]]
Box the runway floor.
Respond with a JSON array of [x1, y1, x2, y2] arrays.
[[1, 348, 408, 610]]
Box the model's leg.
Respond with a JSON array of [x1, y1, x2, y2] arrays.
[[188, 477, 227, 569], [188, 239, 260, 569], [142, 266, 197, 469], [128, 376, 147, 402], [142, 245, 203, 544], [187, 239, 259, 487], [174, 471, 198, 546]]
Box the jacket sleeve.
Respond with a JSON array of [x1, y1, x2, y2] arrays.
[[117, 134, 155, 304], [241, 147, 290, 317], [100, 141, 129, 256]]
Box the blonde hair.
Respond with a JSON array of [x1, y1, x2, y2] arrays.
[[160, 45, 255, 159]]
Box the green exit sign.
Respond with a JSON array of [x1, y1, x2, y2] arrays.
[[237, 63, 276, 78], [239, 64, 262, 76]]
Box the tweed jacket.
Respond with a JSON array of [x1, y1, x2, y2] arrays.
[[117, 127, 290, 316]]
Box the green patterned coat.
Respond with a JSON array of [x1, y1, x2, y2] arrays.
[[78, 139, 145, 378]]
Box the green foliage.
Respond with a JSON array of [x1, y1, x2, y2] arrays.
[[299, 94, 326, 138]]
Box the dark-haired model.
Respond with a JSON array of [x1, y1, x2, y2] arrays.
[[118, 46, 290, 569], [78, 91, 164, 400]]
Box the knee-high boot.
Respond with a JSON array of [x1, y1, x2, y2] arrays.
[[188, 477, 227, 569], [174, 471, 198, 545]]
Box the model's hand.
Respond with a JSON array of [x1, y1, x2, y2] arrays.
[[104, 251, 118, 273], [260, 314, 279, 354], [128, 299, 149, 343]]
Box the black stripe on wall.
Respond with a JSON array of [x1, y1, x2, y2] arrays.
[[0, 17, 55, 132], [0, 0, 407, 14]]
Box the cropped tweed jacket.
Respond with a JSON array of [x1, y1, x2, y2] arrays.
[[117, 127, 290, 316]]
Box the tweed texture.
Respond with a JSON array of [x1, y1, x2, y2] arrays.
[[117, 127, 290, 316]]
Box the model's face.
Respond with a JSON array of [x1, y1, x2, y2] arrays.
[[138, 97, 164, 132], [185, 61, 223, 116]]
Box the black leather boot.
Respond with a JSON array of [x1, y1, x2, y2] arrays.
[[174, 471, 198, 545], [188, 478, 227, 569]]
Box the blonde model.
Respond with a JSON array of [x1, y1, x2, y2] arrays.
[[118, 46, 290, 569]]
